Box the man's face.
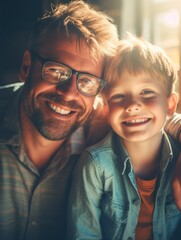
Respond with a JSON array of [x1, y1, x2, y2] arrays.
[[20, 33, 104, 140]]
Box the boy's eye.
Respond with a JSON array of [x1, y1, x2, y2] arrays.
[[109, 94, 125, 102], [140, 89, 155, 96]]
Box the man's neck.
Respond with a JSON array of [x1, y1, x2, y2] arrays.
[[20, 106, 65, 171]]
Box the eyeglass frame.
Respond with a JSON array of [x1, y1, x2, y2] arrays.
[[29, 50, 107, 97]]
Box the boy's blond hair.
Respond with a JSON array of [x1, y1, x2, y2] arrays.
[[28, 0, 118, 60], [104, 34, 178, 96]]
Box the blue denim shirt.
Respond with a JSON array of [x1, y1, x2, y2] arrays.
[[67, 131, 181, 240]]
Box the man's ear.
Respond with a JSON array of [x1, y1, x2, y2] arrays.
[[19, 50, 31, 82], [167, 92, 178, 117]]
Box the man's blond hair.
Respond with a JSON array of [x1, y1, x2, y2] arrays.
[[28, 0, 118, 60]]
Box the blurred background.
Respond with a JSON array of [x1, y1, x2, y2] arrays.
[[0, 0, 181, 111]]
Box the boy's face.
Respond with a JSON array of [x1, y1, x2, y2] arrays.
[[107, 70, 177, 142]]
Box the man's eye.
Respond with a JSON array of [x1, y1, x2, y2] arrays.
[[48, 68, 69, 79], [49, 68, 63, 74], [50, 68, 58, 72], [80, 77, 97, 87], [82, 78, 92, 84], [45, 67, 60, 75], [47, 68, 60, 78]]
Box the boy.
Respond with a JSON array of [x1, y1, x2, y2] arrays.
[[67, 35, 181, 240]]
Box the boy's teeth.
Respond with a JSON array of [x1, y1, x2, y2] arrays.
[[49, 103, 71, 115], [126, 118, 148, 123]]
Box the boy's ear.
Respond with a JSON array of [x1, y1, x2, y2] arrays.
[[19, 50, 31, 82], [167, 92, 178, 116]]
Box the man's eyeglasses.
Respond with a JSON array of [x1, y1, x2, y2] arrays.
[[30, 51, 106, 97]]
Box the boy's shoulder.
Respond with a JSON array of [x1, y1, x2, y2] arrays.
[[87, 131, 115, 154], [85, 131, 123, 174]]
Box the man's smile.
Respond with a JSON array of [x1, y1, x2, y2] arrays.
[[48, 102, 72, 115]]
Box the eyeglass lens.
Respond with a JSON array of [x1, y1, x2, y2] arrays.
[[42, 61, 104, 96]]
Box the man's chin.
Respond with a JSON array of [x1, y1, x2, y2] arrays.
[[30, 110, 91, 141], [36, 124, 80, 141]]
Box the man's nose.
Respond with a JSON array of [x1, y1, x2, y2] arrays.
[[56, 75, 79, 100]]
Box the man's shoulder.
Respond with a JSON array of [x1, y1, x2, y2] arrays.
[[0, 82, 23, 117], [0, 82, 23, 100]]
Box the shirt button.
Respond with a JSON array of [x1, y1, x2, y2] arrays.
[[133, 199, 139, 206], [31, 220, 37, 226]]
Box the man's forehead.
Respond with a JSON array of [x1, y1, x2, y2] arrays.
[[38, 32, 104, 77], [39, 31, 103, 61], [39, 31, 84, 50]]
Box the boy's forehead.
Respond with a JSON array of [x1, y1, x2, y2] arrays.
[[107, 70, 166, 88]]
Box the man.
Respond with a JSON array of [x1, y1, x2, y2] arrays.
[[0, 1, 118, 240]]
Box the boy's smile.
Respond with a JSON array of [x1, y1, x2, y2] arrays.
[[122, 117, 151, 127]]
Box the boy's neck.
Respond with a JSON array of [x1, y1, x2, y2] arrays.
[[122, 133, 163, 179]]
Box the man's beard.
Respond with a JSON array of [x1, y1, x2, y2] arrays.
[[21, 92, 92, 141], [30, 109, 86, 141]]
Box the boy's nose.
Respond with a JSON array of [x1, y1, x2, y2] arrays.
[[125, 99, 142, 112]]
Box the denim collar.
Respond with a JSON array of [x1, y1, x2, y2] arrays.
[[112, 131, 174, 175]]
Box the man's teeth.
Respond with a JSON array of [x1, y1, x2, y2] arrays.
[[49, 103, 71, 115], [126, 118, 148, 124]]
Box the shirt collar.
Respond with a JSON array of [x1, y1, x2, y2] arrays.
[[111, 132, 131, 175], [159, 132, 173, 171], [113, 132, 174, 175]]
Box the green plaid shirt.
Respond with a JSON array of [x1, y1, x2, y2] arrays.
[[0, 83, 85, 240]]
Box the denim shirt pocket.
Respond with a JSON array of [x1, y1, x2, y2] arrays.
[[165, 194, 181, 239], [100, 194, 129, 239], [166, 194, 181, 217]]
